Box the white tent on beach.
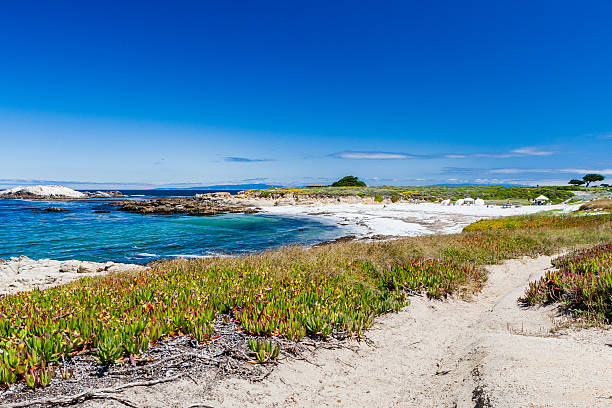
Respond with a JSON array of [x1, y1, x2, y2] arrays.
[[474, 198, 485, 206], [440, 199, 451, 206], [534, 195, 550, 205], [464, 197, 475, 204], [455, 199, 465, 205]]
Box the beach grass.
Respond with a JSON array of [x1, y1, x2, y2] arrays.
[[0, 214, 610, 389]]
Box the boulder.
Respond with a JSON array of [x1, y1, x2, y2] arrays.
[[60, 260, 81, 273], [77, 262, 100, 274], [45, 207, 65, 212]]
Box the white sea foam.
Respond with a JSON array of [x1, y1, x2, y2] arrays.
[[136, 252, 158, 257], [0, 185, 85, 198]]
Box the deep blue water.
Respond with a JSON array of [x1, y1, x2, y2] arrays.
[[0, 192, 344, 264]]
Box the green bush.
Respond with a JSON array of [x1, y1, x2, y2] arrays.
[[331, 176, 366, 187]]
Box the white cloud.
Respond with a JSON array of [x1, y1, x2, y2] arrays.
[[489, 168, 554, 174], [444, 146, 554, 159], [336, 151, 416, 159], [509, 147, 554, 156], [483, 168, 612, 175], [560, 168, 612, 175]]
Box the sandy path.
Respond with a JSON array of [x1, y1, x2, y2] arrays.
[[87, 255, 612, 408]]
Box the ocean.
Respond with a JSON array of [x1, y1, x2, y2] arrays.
[[0, 190, 344, 264]]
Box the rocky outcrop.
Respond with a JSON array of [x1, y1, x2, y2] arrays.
[[113, 194, 259, 216], [85, 190, 124, 198], [0, 185, 86, 199], [0, 185, 124, 200], [0, 256, 147, 294], [44, 206, 65, 212]]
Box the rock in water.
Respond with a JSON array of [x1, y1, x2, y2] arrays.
[[113, 195, 259, 216], [0, 185, 86, 199], [44, 206, 65, 212]]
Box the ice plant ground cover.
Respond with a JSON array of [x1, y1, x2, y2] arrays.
[[520, 242, 612, 323], [0, 214, 610, 389]]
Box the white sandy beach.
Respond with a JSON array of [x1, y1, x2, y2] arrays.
[[262, 202, 580, 238]]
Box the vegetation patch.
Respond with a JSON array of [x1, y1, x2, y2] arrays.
[[248, 185, 582, 204], [0, 214, 610, 390], [579, 198, 612, 211], [520, 243, 612, 323], [463, 213, 612, 232]]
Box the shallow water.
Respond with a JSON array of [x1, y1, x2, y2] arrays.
[[0, 198, 345, 264]]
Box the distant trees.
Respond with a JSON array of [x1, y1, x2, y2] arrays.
[[331, 176, 367, 187], [582, 174, 605, 187], [569, 174, 605, 187]]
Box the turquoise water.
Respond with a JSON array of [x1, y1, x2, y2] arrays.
[[0, 198, 344, 264]]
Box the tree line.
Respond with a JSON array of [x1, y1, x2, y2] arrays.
[[568, 173, 606, 187]]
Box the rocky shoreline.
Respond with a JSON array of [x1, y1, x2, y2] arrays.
[[0, 188, 124, 200], [0, 256, 147, 294], [112, 192, 260, 216]]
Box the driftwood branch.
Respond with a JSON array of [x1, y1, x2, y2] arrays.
[[4, 374, 184, 408]]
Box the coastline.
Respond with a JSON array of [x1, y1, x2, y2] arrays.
[[0, 200, 580, 294], [0, 257, 147, 295]]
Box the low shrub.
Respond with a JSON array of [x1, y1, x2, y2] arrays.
[[520, 243, 612, 323]]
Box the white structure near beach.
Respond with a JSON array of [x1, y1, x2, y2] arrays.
[[464, 197, 474, 204], [455, 199, 465, 205], [440, 199, 451, 206], [475, 198, 485, 206], [534, 195, 550, 205]]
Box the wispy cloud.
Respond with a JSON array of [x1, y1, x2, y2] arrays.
[[509, 147, 554, 156], [445, 167, 612, 175], [333, 151, 426, 160], [491, 168, 612, 175], [223, 156, 275, 163], [334, 146, 555, 160], [489, 168, 554, 174], [241, 177, 269, 182], [559, 168, 612, 175], [445, 146, 554, 159]]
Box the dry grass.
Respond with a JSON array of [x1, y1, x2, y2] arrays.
[[579, 198, 612, 211], [164, 216, 612, 276]]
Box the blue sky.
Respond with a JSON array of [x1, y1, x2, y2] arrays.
[[0, 0, 610, 188]]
